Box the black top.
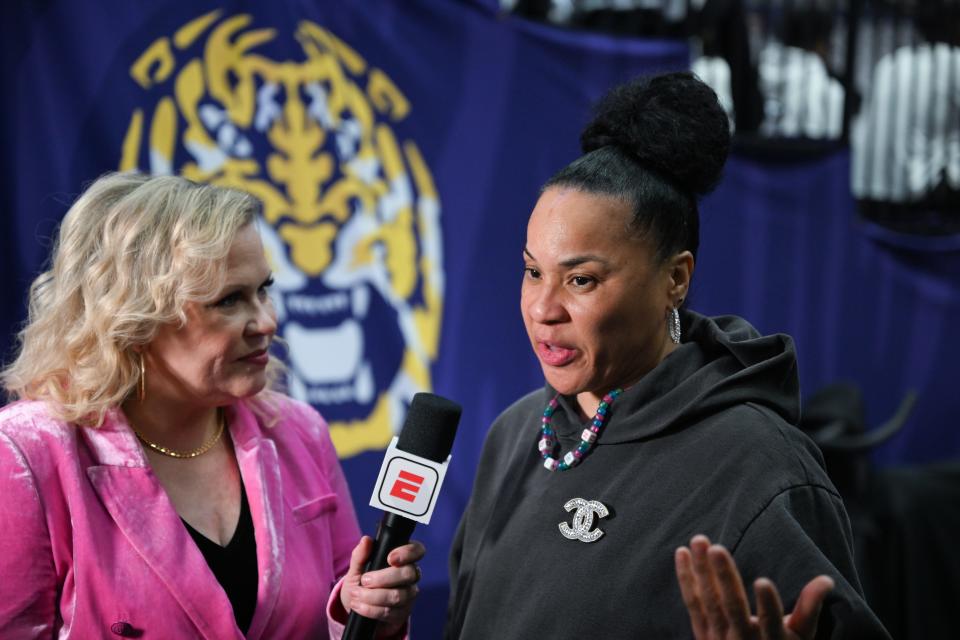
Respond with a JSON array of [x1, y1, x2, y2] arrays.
[[182, 481, 259, 634], [448, 311, 890, 639]]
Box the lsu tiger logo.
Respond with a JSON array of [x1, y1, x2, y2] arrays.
[[119, 11, 444, 457]]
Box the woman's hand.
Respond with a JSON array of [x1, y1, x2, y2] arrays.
[[675, 535, 834, 640], [339, 536, 425, 638]]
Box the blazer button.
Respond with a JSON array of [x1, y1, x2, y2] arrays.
[[110, 621, 135, 636]]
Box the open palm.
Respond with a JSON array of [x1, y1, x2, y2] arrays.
[[675, 535, 835, 640]]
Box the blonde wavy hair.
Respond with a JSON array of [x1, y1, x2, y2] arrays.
[[2, 171, 283, 426]]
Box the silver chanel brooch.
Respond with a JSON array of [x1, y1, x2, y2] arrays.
[[558, 497, 609, 543]]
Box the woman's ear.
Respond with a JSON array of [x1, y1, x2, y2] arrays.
[[666, 251, 694, 305]]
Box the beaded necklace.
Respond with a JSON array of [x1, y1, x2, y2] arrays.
[[538, 388, 623, 471]]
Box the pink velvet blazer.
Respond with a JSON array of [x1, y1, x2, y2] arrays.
[[0, 395, 362, 639]]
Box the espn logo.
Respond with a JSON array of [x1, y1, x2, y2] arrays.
[[389, 470, 426, 502], [377, 456, 439, 518], [370, 437, 451, 524]]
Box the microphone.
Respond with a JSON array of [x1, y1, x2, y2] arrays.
[[342, 392, 462, 640]]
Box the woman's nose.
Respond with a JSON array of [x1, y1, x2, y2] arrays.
[[247, 298, 278, 336], [525, 284, 568, 324]]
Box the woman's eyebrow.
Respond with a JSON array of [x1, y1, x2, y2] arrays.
[[523, 247, 609, 268], [558, 254, 608, 268]]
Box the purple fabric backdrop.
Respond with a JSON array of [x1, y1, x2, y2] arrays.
[[696, 149, 960, 466]]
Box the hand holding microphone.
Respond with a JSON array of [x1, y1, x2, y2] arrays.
[[341, 392, 462, 640], [338, 535, 425, 638]]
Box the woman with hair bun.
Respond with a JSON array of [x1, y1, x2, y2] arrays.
[[0, 172, 421, 638], [447, 72, 889, 639]]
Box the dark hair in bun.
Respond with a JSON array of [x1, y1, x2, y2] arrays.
[[543, 71, 730, 262]]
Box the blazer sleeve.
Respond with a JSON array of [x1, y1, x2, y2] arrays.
[[0, 431, 58, 638], [313, 412, 362, 582], [308, 408, 411, 640], [305, 408, 363, 640]]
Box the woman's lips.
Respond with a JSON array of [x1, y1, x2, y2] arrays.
[[536, 341, 577, 367], [239, 349, 269, 366]]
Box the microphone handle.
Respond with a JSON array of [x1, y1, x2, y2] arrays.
[[342, 513, 418, 640]]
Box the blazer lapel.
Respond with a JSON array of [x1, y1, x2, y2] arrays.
[[231, 403, 285, 640], [83, 413, 241, 640]]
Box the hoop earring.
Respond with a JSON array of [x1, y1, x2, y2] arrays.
[[138, 353, 146, 402], [669, 308, 681, 344]]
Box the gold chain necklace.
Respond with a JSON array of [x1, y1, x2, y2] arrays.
[[132, 409, 226, 459]]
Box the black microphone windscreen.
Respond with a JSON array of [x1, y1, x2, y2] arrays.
[[395, 392, 461, 463]]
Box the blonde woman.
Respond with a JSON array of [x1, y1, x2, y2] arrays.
[[0, 173, 421, 639]]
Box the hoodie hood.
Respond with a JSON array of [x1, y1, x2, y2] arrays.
[[548, 310, 800, 444]]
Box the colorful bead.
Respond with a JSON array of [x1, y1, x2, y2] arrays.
[[538, 388, 623, 472]]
